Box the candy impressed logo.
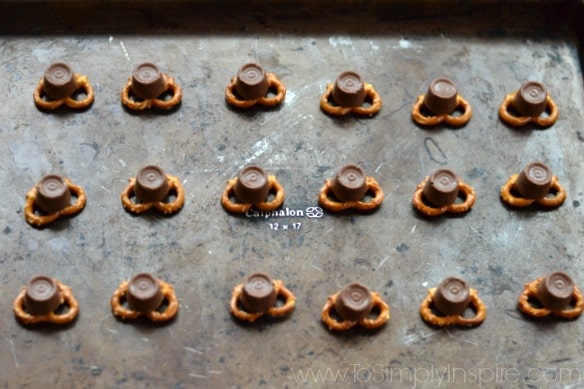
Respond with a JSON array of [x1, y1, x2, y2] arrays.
[[245, 206, 324, 219]]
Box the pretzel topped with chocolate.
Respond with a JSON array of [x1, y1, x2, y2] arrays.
[[230, 273, 296, 322], [320, 71, 382, 116], [321, 283, 390, 331], [121, 165, 185, 215], [33, 62, 95, 111], [499, 81, 558, 127], [25, 175, 86, 227], [221, 165, 285, 214], [412, 168, 476, 216], [319, 164, 384, 212], [518, 272, 584, 320], [412, 78, 472, 126], [500, 162, 566, 208], [111, 273, 178, 322], [225, 63, 286, 108], [420, 277, 486, 327], [13, 275, 79, 325], [121, 63, 182, 111]]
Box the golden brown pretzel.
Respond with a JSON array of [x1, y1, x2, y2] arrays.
[[500, 174, 566, 208], [121, 74, 182, 111], [320, 83, 382, 116], [318, 177, 384, 212], [321, 291, 390, 331], [111, 279, 178, 322], [412, 176, 475, 216], [121, 175, 184, 215], [33, 74, 95, 111], [230, 279, 296, 322], [518, 277, 584, 319], [420, 287, 486, 327], [225, 73, 286, 108], [221, 175, 285, 214], [13, 280, 79, 325], [24, 178, 86, 227], [411, 94, 472, 126], [499, 93, 558, 127]]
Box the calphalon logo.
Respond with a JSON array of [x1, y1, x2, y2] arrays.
[[245, 206, 324, 219]]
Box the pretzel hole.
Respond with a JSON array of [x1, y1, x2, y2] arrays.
[[328, 305, 346, 324], [154, 296, 170, 313], [505, 104, 523, 119], [70, 88, 88, 102], [265, 85, 279, 99], [158, 89, 175, 102], [526, 295, 544, 309], [365, 304, 381, 320], [126, 89, 146, 103], [419, 104, 438, 118], [543, 186, 559, 199], [449, 105, 465, 117], [38, 90, 57, 103]]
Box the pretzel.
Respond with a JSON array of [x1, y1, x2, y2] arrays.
[[321, 291, 390, 331], [230, 279, 296, 322], [518, 277, 584, 319], [121, 74, 182, 111], [500, 174, 565, 208], [24, 178, 86, 227], [121, 175, 184, 215], [33, 74, 94, 111], [411, 94, 472, 126], [320, 83, 382, 116], [499, 93, 558, 127], [225, 73, 286, 108], [13, 280, 79, 325], [221, 175, 285, 214], [111, 279, 178, 322], [420, 287, 486, 327], [318, 177, 384, 212], [412, 176, 476, 216]]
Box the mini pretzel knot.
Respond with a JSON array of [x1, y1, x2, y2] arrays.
[[420, 287, 486, 327], [121, 175, 185, 215], [225, 73, 286, 108], [412, 176, 476, 216], [500, 174, 566, 208], [13, 281, 79, 325], [24, 179, 86, 227], [518, 277, 584, 319], [411, 94, 472, 126], [321, 291, 390, 331], [230, 279, 296, 322], [499, 93, 558, 127], [111, 279, 179, 322], [318, 177, 384, 212], [221, 175, 285, 214], [33, 74, 94, 111], [121, 74, 182, 110], [320, 83, 382, 116]]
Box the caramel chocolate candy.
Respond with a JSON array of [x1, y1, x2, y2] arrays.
[[335, 283, 373, 322], [330, 164, 368, 202], [332, 71, 366, 107], [240, 273, 277, 313], [513, 81, 548, 117], [423, 169, 459, 207], [127, 273, 164, 313], [235, 63, 270, 100], [434, 277, 471, 316], [515, 162, 553, 199], [233, 165, 270, 204], [23, 275, 62, 316], [423, 78, 458, 115], [537, 272, 574, 311], [34, 175, 71, 213], [42, 62, 77, 99], [131, 63, 166, 100], [134, 165, 170, 203]]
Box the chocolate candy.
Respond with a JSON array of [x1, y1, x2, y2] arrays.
[[235, 63, 270, 100], [126, 273, 164, 313], [433, 277, 471, 316], [23, 275, 62, 316], [233, 165, 270, 204], [335, 283, 373, 322], [513, 81, 548, 117], [330, 164, 368, 202], [34, 175, 71, 213], [515, 161, 553, 199], [131, 63, 166, 100], [240, 273, 277, 313], [42, 62, 77, 99], [422, 169, 459, 207], [134, 165, 170, 203], [537, 272, 574, 311], [423, 78, 458, 115], [332, 71, 366, 107]]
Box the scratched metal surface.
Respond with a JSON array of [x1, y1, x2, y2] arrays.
[[1, 1, 584, 388]]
